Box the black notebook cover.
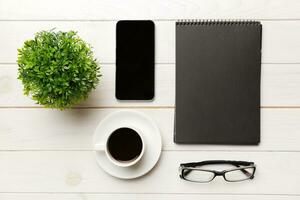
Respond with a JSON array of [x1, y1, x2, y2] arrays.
[[175, 20, 262, 144]]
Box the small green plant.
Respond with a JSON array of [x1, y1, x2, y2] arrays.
[[17, 29, 100, 109]]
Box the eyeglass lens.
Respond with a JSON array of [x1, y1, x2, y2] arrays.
[[224, 167, 254, 182], [183, 169, 215, 182]]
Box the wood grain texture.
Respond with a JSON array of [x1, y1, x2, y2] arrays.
[[1, 21, 300, 63], [0, 151, 299, 194], [1, 194, 299, 200], [1, 0, 300, 20], [0, 21, 175, 64], [0, 64, 174, 107], [1, 108, 300, 151], [2, 63, 300, 107], [1, 0, 300, 197]]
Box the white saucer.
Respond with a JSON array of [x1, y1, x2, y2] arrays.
[[93, 110, 162, 179]]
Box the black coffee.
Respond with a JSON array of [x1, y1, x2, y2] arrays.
[[107, 128, 143, 162]]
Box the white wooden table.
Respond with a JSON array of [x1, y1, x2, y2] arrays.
[[1, 0, 300, 199]]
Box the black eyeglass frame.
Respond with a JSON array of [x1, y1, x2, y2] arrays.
[[179, 160, 256, 183]]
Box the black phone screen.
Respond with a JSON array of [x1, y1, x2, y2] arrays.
[[116, 20, 155, 100]]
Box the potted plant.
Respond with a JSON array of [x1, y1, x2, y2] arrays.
[[17, 30, 100, 110]]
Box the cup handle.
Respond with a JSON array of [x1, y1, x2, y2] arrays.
[[94, 143, 105, 151]]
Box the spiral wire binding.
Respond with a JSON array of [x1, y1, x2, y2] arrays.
[[176, 19, 261, 26]]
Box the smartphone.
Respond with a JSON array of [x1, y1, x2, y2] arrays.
[[116, 20, 155, 100]]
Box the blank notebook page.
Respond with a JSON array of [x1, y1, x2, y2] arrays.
[[175, 20, 262, 144]]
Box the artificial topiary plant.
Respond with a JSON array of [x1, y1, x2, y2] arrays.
[[17, 29, 100, 110]]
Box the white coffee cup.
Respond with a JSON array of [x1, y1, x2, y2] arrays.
[[94, 126, 145, 167]]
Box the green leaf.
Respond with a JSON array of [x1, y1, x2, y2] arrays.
[[17, 29, 101, 110]]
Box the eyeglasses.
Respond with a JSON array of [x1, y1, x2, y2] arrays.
[[179, 160, 256, 183]]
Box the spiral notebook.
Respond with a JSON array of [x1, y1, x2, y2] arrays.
[[175, 20, 262, 144]]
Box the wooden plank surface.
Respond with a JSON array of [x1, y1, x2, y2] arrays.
[[0, 64, 174, 107], [1, 0, 300, 198], [1, 0, 300, 20], [1, 194, 299, 200], [2, 64, 300, 107], [1, 21, 300, 64], [0, 108, 300, 151], [0, 151, 299, 194], [0, 21, 175, 64]]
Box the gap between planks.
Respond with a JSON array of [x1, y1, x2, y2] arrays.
[[0, 192, 299, 196], [1, 106, 300, 109], [1, 149, 300, 152], [3, 62, 300, 65], [2, 19, 300, 22]]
